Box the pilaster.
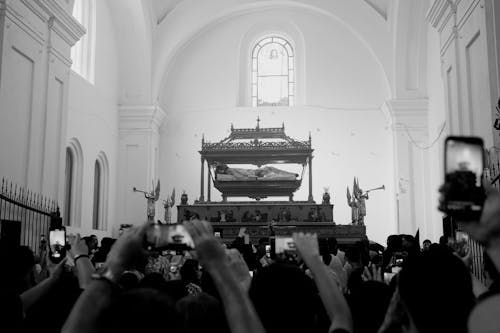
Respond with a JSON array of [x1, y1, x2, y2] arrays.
[[385, 98, 430, 235], [117, 105, 166, 226]]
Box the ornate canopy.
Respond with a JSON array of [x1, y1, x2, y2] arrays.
[[200, 120, 313, 166], [199, 119, 314, 201]]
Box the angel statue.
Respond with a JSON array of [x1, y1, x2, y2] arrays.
[[346, 178, 384, 226], [133, 180, 160, 222], [163, 188, 176, 224], [346, 183, 359, 225]]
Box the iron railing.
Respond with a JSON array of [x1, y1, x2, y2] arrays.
[[0, 178, 59, 255], [463, 151, 500, 285]]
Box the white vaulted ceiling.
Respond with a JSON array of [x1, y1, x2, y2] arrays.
[[150, 0, 185, 25], [363, 0, 390, 20]]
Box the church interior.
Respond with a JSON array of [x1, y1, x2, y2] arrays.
[[2, 0, 500, 332]]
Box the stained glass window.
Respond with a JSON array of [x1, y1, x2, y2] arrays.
[[252, 36, 294, 107]]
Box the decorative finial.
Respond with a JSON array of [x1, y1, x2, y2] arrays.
[[256, 116, 261, 129], [231, 123, 234, 131], [309, 131, 312, 142], [282, 122, 285, 129], [202, 133, 205, 144]]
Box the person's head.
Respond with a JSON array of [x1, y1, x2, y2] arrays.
[[402, 235, 420, 257], [119, 271, 141, 290], [386, 235, 401, 251], [0, 243, 35, 291], [422, 239, 432, 252], [398, 246, 475, 333], [176, 293, 229, 333], [345, 246, 361, 266], [89, 235, 98, 250], [101, 288, 181, 332], [249, 263, 318, 333], [180, 259, 201, 285], [100, 237, 115, 250], [327, 237, 338, 256], [438, 235, 449, 246], [349, 281, 393, 333]]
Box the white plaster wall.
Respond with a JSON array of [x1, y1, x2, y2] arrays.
[[66, 0, 119, 238], [159, 108, 395, 245], [160, 8, 390, 111], [158, 9, 395, 244], [424, 23, 446, 242]]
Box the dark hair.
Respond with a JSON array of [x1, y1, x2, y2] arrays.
[[327, 237, 338, 255], [398, 247, 474, 333], [101, 288, 181, 332], [139, 272, 168, 291], [119, 271, 140, 290], [349, 281, 393, 333], [180, 259, 200, 286], [0, 244, 35, 292], [249, 263, 319, 333], [176, 293, 230, 333], [423, 239, 432, 244]]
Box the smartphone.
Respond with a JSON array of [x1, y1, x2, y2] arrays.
[[456, 231, 469, 243], [444, 136, 485, 215], [49, 228, 66, 263], [144, 224, 194, 251], [275, 237, 296, 254], [265, 244, 271, 258]]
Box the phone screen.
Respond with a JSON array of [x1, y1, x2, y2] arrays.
[[445, 137, 485, 212], [49, 229, 66, 262], [145, 224, 194, 250], [275, 237, 296, 254], [265, 245, 271, 257]]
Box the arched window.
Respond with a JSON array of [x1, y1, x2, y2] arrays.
[[64, 148, 74, 226], [252, 36, 294, 107], [92, 152, 109, 230], [64, 139, 83, 227], [71, 0, 96, 82]]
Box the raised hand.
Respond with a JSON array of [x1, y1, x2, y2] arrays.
[[292, 232, 320, 267], [226, 248, 251, 291], [105, 222, 150, 277], [184, 219, 226, 271], [362, 264, 383, 283], [68, 233, 89, 258], [46, 250, 67, 280]]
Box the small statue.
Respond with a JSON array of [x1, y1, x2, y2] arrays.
[[133, 180, 160, 223], [346, 178, 384, 226], [163, 188, 175, 224], [322, 187, 331, 204], [181, 191, 188, 205]]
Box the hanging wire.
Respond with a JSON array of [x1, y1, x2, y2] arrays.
[[402, 121, 447, 150]]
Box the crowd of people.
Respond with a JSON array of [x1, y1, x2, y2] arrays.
[[1, 183, 500, 333]]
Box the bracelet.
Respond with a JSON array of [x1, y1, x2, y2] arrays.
[[74, 254, 90, 263]]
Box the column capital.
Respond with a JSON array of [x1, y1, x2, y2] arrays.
[[36, 0, 86, 45], [383, 99, 429, 141], [118, 105, 166, 135]]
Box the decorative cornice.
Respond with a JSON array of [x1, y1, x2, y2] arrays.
[[35, 0, 85, 45], [119, 105, 167, 133], [426, 0, 455, 29]]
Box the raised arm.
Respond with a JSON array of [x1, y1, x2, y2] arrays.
[[68, 233, 95, 289], [185, 220, 266, 333], [293, 232, 353, 333], [62, 224, 149, 333], [20, 256, 66, 313]]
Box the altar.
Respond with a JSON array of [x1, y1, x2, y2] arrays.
[[177, 120, 366, 245]]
